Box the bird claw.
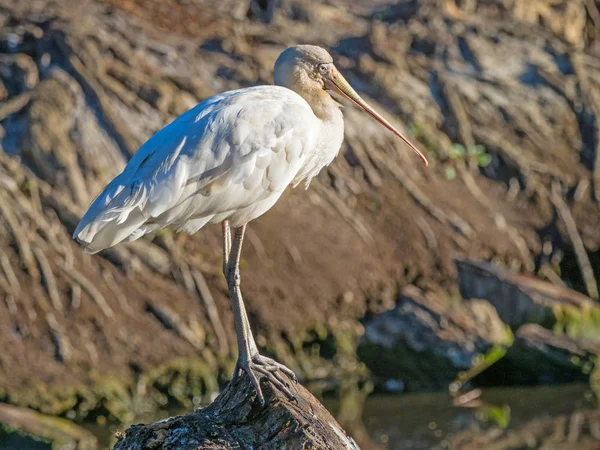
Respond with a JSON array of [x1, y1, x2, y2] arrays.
[[254, 354, 298, 383], [233, 353, 298, 405]]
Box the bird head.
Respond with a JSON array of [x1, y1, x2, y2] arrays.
[[274, 45, 428, 167]]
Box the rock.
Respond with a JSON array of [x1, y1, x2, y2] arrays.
[[456, 259, 596, 330], [357, 285, 512, 389], [112, 375, 360, 450], [456, 259, 600, 385]]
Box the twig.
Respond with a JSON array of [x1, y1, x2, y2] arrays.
[[177, 262, 197, 293], [550, 182, 598, 300], [284, 242, 303, 265], [539, 264, 568, 288], [54, 35, 139, 158], [0, 253, 21, 295], [32, 245, 63, 311], [3, 293, 18, 317], [327, 164, 363, 196], [345, 140, 382, 187], [444, 0, 468, 21], [568, 411, 585, 443], [0, 92, 32, 121], [574, 178, 590, 203], [0, 191, 40, 280], [457, 164, 521, 244], [571, 53, 600, 202], [245, 226, 268, 263], [415, 217, 437, 249], [586, 0, 600, 30], [492, 212, 535, 272], [71, 283, 81, 310], [58, 263, 114, 318], [46, 313, 72, 363], [191, 268, 229, 356], [445, 85, 475, 149], [312, 180, 375, 245], [372, 151, 474, 237], [146, 301, 204, 350], [102, 269, 134, 315], [453, 388, 482, 407]]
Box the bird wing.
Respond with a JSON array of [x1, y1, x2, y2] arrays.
[[73, 86, 316, 253]]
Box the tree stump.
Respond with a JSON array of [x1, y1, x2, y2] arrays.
[[112, 376, 360, 450]]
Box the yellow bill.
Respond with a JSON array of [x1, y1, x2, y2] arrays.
[[325, 66, 429, 167]]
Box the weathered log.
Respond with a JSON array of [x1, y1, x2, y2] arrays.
[[112, 375, 360, 450], [456, 259, 596, 330], [501, 323, 599, 383]]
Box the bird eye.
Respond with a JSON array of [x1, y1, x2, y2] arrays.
[[318, 64, 328, 74]]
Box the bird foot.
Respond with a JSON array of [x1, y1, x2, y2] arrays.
[[232, 353, 298, 405]]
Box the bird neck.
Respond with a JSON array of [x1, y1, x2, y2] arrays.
[[301, 87, 341, 122]]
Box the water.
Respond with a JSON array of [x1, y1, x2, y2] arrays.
[[0, 435, 51, 450], [1, 383, 595, 449], [351, 383, 594, 449]]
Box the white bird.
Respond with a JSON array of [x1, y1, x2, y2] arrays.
[[74, 45, 428, 403]]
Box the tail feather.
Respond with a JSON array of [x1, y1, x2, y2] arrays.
[[74, 177, 150, 254]]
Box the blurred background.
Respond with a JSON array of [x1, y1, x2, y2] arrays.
[[1, 0, 600, 448]]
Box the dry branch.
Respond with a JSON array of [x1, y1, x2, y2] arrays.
[[58, 263, 115, 318], [145, 300, 205, 350], [550, 182, 599, 300], [0, 92, 32, 121], [32, 245, 62, 311], [0, 191, 40, 280], [191, 268, 230, 357]]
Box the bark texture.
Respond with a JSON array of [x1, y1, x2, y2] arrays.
[[112, 376, 359, 450]]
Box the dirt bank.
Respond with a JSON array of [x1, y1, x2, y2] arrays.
[[1, 0, 600, 418]]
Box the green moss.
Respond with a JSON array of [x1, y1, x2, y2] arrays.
[[477, 404, 511, 429], [589, 360, 600, 400], [138, 356, 220, 409], [553, 304, 600, 340], [4, 356, 221, 424], [0, 405, 96, 450], [3, 319, 367, 428]]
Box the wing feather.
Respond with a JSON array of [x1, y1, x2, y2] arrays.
[[74, 86, 316, 253]]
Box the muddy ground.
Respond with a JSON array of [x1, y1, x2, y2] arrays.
[[1, 0, 600, 421]]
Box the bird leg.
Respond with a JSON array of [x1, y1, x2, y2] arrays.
[[222, 223, 297, 405], [222, 220, 231, 274], [222, 221, 254, 355]]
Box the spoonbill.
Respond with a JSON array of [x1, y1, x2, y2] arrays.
[[74, 45, 428, 403]]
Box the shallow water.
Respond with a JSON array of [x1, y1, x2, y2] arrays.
[[346, 383, 594, 449], [0, 383, 595, 450]]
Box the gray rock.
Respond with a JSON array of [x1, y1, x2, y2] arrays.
[[358, 285, 512, 389]]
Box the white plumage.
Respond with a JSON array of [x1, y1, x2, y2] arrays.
[[73, 45, 427, 403], [74, 85, 343, 253]]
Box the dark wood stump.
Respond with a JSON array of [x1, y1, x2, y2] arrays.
[[112, 375, 360, 449]]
